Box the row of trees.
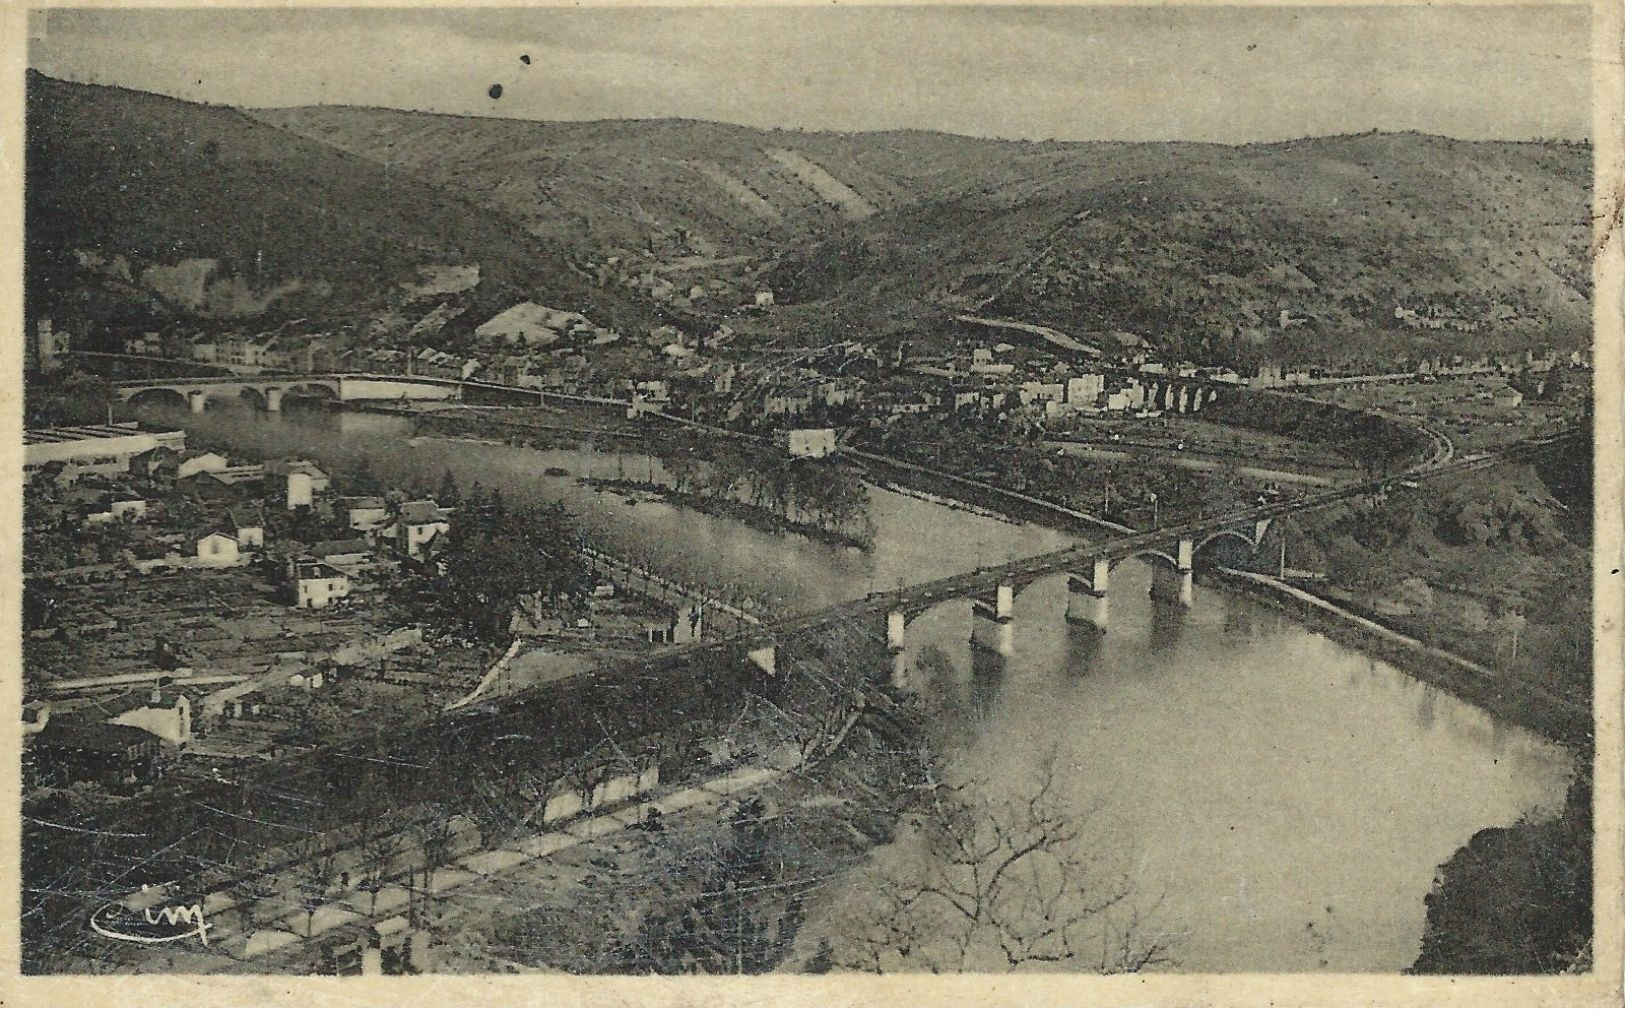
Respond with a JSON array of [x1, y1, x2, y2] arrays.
[[660, 444, 873, 544]]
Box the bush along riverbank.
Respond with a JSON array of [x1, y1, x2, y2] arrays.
[[1412, 763, 1593, 974], [581, 477, 873, 551], [411, 405, 644, 452]]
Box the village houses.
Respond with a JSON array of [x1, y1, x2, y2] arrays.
[[390, 500, 452, 560]]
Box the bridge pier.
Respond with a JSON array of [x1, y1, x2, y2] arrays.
[[265, 387, 284, 412], [990, 582, 1015, 620], [968, 580, 1016, 655], [1065, 557, 1112, 632], [886, 609, 908, 652], [187, 390, 208, 413], [970, 602, 1015, 657], [1149, 566, 1195, 608], [1149, 537, 1195, 608]]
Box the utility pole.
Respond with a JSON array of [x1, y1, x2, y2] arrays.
[[1279, 536, 1287, 579]]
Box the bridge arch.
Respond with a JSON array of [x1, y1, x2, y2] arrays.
[[1110, 549, 1181, 573], [281, 381, 341, 404], [125, 387, 189, 413], [236, 387, 269, 412], [1192, 529, 1264, 572], [1193, 528, 1261, 558]]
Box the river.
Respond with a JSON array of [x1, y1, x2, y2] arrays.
[[142, 402, 1573, 972]]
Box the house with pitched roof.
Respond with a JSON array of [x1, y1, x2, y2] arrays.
[[390, 500, 451, 560]]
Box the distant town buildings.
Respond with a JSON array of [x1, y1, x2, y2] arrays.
[[27, 319, 71, 373]]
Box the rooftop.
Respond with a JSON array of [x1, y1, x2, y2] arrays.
[[293, 561, 347, 581], [24, 422, 178, 446], [309, 538, 370, 558], [395, 500, 447, 525]]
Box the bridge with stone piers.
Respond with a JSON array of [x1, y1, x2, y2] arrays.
[[717, 427, 1582, 677], [112, 372, 627, 414]]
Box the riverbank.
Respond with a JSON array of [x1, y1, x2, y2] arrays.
[[1210, 568, 1592, 976], [1410, 766, 1592, 975], [407, 404, 643, 452], [1213, 568, 1590, 747], [424, 619, 927, 974], [124, 398, 1584, 974], [579, 477, 873, 551]]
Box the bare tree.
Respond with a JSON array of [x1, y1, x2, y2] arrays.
[[294, 845, 338, 938], [359, 836, 396, 915], [838, 752, 1174, 974], [227, 864, 279, 942], [416, 804, 458, 892]]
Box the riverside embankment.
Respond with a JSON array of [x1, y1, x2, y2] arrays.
[[1214, 569, 1590, 747]]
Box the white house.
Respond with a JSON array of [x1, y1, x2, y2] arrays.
[[195, 532, 241, 565], [286, 472, 315, 509], [228, 508, 265, 549], [1066, 374, 1106, 409], [266, 460, 331, 493], [176, 451, 230, 480], [109, 687, 192, 745], [342, 496, 389, 532], [292, 560, 351, 608], [392, 501, 451, 560]]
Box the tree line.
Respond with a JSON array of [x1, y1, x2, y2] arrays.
[[659, 443, 873, 545]]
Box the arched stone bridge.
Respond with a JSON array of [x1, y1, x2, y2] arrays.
[[724, 427, 1581, 677], [870, 514, 1276, 661], [115, 372, 633, 414], [1139, 373, 1222, 414], [114, 373, 469, 413]]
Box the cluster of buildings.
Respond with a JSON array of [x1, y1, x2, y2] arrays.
[[22, 422, 469, 792], [24, 421, 454, 607]]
